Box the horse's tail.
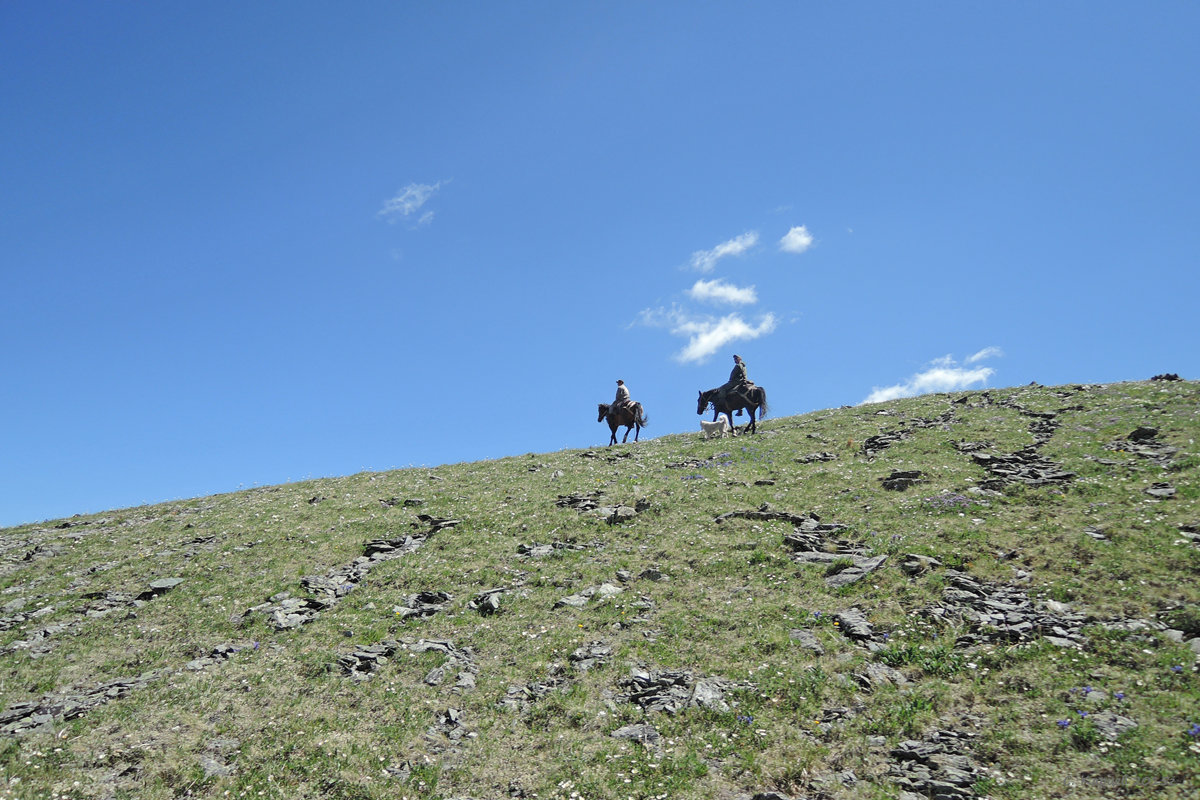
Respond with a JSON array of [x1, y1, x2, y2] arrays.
[[757, 388, 769, 419], [635, 403, 649, 427]]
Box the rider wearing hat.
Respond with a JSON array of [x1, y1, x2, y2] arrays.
[[613, 379, 631, 410], [719, 355, 752, 415]]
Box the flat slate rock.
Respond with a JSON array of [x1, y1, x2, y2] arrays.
[[825, 554, 887, 588], [1090, 711, 1138, 740], [880, 470, 926, 491], [790, 629, 824, 655], [610, 723, 660, 744]]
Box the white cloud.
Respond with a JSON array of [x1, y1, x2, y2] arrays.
[[688, 278, 758, 306], [636, 305, 777, 363], [675, 313, 778, 363], [862, 354, 997, 404], [967, 346, 1004, 364], [690, 232, 759, 272], [378, 181, 443, 224], [779, 225, 814, 254]]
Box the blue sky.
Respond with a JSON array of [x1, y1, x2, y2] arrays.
[[3, 2, 1198, 527]]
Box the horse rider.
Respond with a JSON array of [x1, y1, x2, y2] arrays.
[[613, 379, 631, 411], [719, 355, 753, 415]]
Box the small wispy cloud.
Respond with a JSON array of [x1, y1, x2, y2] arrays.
[[378, 181, 444, 225], [779, 225, 814, 254], [967, 346, 1004, 364], [688, 278, 758, 306], [636, 306, 777, 363], [861, 349, 1001, 404], [690, 232, 759, 272]]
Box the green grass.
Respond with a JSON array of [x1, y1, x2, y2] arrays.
[[1, 380, 1199, 799]]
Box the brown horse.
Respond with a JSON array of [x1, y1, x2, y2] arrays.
[[697, 385, 768, 435], [597, 402, 649, 446]]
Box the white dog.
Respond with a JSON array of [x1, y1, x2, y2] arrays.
[[699, 418, 732, 439]]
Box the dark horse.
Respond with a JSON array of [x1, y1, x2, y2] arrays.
[[597, 402, 649, 446], [697, 385, 768, 435]]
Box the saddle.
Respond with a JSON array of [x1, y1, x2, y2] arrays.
[[722, 382, 755, 415], [722, 382, 755, 401]]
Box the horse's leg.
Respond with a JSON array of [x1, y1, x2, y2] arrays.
[[633, 422, 640, 442]]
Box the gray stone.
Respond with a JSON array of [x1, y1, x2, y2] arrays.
[[826, 555, 887, 588], [892, 740, 944, 760], [147, 577, 184, 591], [880, 471, 926, 491], [393, 591, 453, 621], [569, 641, 613, 672], [611, 723, 660, 744], [855, 662, 909, 690], [1090, 711, 1137, 740], [901, 554, 942, 575], [469, 589, 504, 615], [789, 629, 824, 655], [835, 608, 876, 642], [198, 754, 234, 778]]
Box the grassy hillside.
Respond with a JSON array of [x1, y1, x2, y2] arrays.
[[2, 380, 1198, 800]]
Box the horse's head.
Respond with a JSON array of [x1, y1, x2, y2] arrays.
[[597, 403, 609, 422], [696, 390, 710, 415]]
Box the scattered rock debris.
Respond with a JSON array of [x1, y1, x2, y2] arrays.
[[2, 670, 171, 735], [568, 640, 613, 672], [888, 727, 988, 800], [861, 411, 956, 458], [795, 452, 837, 463], [517, 541, 588, 558], [924, 570, 1089, 648], [498, 664, 570, 711], [776, 513, 886, 588], [554, 583, 623, 609], [246, 515, 457, 630], [394, 591, 454, 621], [617, 667, 754, 714], [970, 449, 1074, 489], [3, 578, 184, 658]]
